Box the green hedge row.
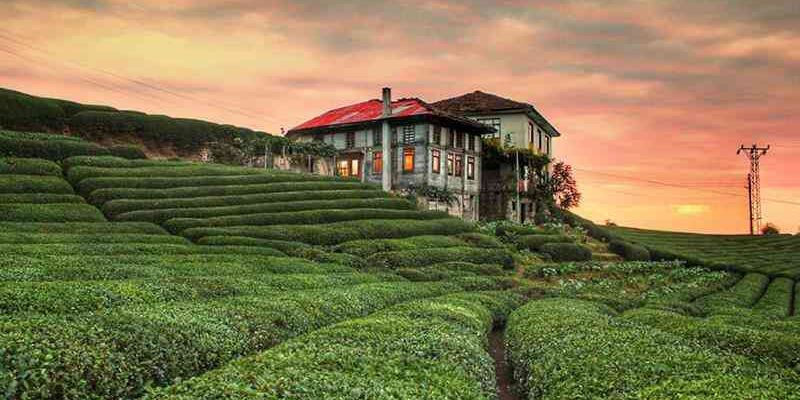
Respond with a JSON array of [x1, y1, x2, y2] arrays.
[[122, 197, 413, 225], [1, 281, 467, 399], [539, 242, 593, 262], [76, 172, 338, 196], [0, 88, 116, 132], [1, 272, 388, 315], [166, 208, 444, 234], [182, 218, 473, 246], [752, 277, 794, 318], [0, 203, 106, 222], [63, 155, 192, 170], [623, 307, 800, 370], [694, 273, 770, 313], [0, 243, 287, 257], [194, 236, 367, 269], [396, 262, 506, 282], [0, 221, 167, 234], [147, 291, 525, 400], [333, 235, 469, 257], [609, 240, 651, 261], [0, 233, 188, 245], [67, 164, 271, 184], [108, 144, 147, 160], [454, 232, 504, 248], [0, 175, 74, 194], [495, 223, 546, 238], [0, 193, 85, 204], [0, 130, 85, 142], [366, 247, 515, 269], [507, 298, 800, 399], [516, 234, 573, 251], [2, 253, 353, 282], [0, 130, 109, 160], [88, 181, 375, 205], [0, 157, 61, 176]]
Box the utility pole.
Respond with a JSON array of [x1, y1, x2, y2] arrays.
[[737, 144, 770, 235]]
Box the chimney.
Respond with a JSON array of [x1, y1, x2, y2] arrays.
[[382, 87, 392, 117]]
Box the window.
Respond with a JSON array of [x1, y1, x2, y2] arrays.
[[403, 126, 415, 144], [446, 153, 454, 176], [372, 151, 383, 174], [448, 130, 455, 147], [476, 118, 501, 138], [468, 134, 475, 151], [467, 156, 475, 180], [537, 128, 543, 151], [528, 122, 534, 145], [373, 128, 382, 146], [351, 159, 360, 177], [456, 132, 464, 148], [454, 154, 463, 177], [546, 135, 552, 155], [403, 147, 415, 173], [431, 149, 441, 174], [346, 132, 355, 149], [433, 126, 441, 145], [337, 160, 350, 177]]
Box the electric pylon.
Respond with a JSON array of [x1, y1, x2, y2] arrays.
[[737, 144, 770, 235]]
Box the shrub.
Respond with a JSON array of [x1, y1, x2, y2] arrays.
[[0, 175, 74, 194], [0, 194, 85, 204], [0, 88, 66, 131], [0, 222, 167, 235], [695, 273, 770, 313], [107, 145, 147, 160], [608, 240, 651, 261], [0, 204, 106, 222], [67, 164, 271, 185], [122, 198, 414, 225], [333, 235, 467, 258], [88, 181, 374, 205], [76, 172, 336, 195], [0, 157, 61, 176], [195, 236, 367, 269], [495, 222, 545, 238], [430, 261, 506, 276], [507, 298, 800, 400], [182, 218, 473, 246], [454, 232, 504, 248], [752, 277, 793, 318], [62, 155, 192, 170], [1, 282, 465, 399], [0, 233, 188, 245], [0, 243, 287, 257], [366, 247, 515, 269], [0, 130, 109, 160], [516, 234, 573, 251], [539, 242, 593, 262], [146, 292, 524, 400]]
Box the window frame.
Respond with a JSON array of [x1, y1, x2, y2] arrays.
[[372, 151, 383, 174], [433, 125, 442, 145], [454, 154, 464, 177], [468, 134, 475, 151], [403, 126, 415, 145], [446, 152, 454, 176], [403, 147, 415, 173], [373, 128, 382, 146], [431, 149, 441, 174], [345, 132, 356, 149], [476, 118, 501, 138], [467, 156, 475, 180], [456, 132, 464, 148]]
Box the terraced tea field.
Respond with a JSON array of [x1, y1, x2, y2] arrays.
[[608, 226, 800, 278], [1, 129, 799, 399]]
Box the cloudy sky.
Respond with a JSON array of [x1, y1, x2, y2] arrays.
[[2, 0, 798, 233]]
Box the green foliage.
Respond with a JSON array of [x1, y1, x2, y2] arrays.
[[0, 157, 61, 176], [539, 242, 593, 262], [752, 277, 793, 318], [62, 155, 192, 169], [125, 197, 413, 225], [507, 298, 800, 400], [67, 164, 269, 185], [0, 129, 109, 160], [608, 240, 651, 261], [146, 292, 524, 400], [194, 236, 367, 269], [182, 218, 474, 246], [108, 144, 147, 160], [0, 175, 74, 194], [516, 234, 574, 251], [0, 88, 66, 131], [0, 221, 167, 235], [694, 273, 770, 313], [454, 232, 504, 248], [0, 203, 106, 222], [0, 243, 287, 257], [0, 193, 85, 204], [0, 232, 186, 245], [366, 247, 515, 269], [333, 235, 469, 258]]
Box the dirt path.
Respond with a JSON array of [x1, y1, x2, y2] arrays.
[[488, 327, 521, 400]]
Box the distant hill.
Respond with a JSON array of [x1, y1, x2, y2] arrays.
[[0, 87, 273, 158]]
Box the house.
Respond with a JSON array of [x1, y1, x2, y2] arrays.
[[432, 91, 562, 222], [286, 88, 494, 220]]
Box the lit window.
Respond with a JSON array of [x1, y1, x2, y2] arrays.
[[337, 160, 350, 177], [455, 154, 463, 177], [446, 153, 454, 176], [350, 159, 360, 177], [346, 132, 355, 149], [403, 126, 415, 144], [476, 118, 501, 138], [431, 149, 441, 174], [467, 156, 475, 180], [403, 147, 415, 173], [372, 151, 382, 174]]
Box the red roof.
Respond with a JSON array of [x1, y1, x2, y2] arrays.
[[288, 97, 491, 136]]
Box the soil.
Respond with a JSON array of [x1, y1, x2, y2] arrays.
[[488, 327, 521, 400]]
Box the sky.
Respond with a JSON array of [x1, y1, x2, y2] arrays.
[[1, 0, 798, 234]]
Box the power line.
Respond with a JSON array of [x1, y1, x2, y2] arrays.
[[737, 144, 770, 234]]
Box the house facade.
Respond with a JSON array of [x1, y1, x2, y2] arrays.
[[432, 91, 562, 222], [286, 88, 494, 220]]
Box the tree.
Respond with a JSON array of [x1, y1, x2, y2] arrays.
[[761, 223, 780, 236], [544, 161, 581, 210]]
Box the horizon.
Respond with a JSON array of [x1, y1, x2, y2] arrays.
[[2, 0, 798, 234]]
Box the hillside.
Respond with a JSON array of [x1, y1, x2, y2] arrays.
[[1, 128, 799, 399]]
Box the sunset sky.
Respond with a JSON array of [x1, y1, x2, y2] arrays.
[[2, 0, 798, 234]]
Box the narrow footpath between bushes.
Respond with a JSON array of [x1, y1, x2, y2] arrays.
[[488, 326, 521, 400]]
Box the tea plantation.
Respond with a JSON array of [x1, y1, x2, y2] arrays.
[[1, 129, 799, 399]]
